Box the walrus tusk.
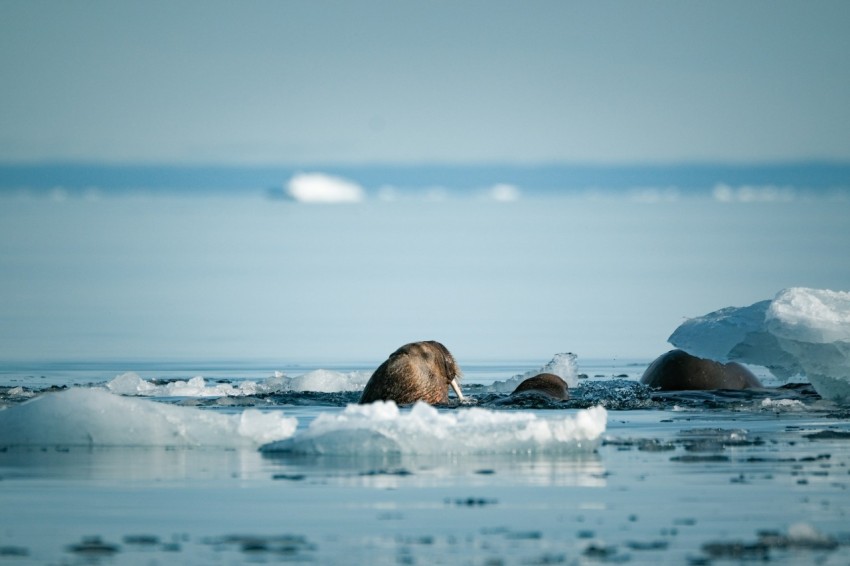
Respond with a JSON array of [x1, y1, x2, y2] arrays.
[[449, 377, 464, 401]]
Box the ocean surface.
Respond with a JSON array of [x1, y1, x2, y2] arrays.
[[2, 163, 850, 363], [1, 359, 849, 565], [1, 164, 850, 564]]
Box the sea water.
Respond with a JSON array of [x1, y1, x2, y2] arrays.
[[1, 359, 849, 565], [1, 176, 850, 564]]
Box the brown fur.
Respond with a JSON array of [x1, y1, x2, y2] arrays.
[[511, 373, 570, 400], [640, 349, 762, 391], [359, 341, 462, 405]]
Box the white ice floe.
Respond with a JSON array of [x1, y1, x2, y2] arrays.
[[106, 370, 371, 397], [262, 401, 606, 455], [485, 353, 578, 394], [0, 389, 607, 453], [285, 172, 365, 203], [669, 287, 850, 403], [0, 388, 297, 448]]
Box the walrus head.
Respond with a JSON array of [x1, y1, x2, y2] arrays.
[[359, 340, 463, 405]]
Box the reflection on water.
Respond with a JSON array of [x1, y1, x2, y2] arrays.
[[263, 451, 607, 489], [0, 447, 264, 483], [0, 445, 607, 488]]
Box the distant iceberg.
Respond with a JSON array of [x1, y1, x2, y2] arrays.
[[669, 288, 850, 403], [262, 400, 606, 455], [0, 388, 297, 448], [284, 172, 364, 203]]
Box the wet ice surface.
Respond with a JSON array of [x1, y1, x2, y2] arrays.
[[1, 360, 850, 565]]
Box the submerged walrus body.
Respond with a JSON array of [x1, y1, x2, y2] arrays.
[[640, 349, 762, 391], [359, 341, 463, 405], [511, 373, 570, 400]]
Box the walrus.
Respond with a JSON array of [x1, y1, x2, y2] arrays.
[[510, 373, 570, 400], [640, 349, 762, 391], [359, 341, 463, 405]]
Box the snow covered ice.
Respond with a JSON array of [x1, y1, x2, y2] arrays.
[[0, 387, 607, 455], [669, 287, 850, 403], [0, 388, 297, 448], [261, 401, 606, 455]]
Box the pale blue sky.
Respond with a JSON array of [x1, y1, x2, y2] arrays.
[[2, 0, 849, 165]]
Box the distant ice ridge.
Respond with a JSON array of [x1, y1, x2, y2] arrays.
[[485, 353, 578, 393], [669, 288, 850, 403], [106, 370, 371, 397], [262, 401, 606, 455], [0, 389, 297, 448]]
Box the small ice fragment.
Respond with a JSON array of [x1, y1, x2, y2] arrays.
[[107, 372, 158, 395], [288, 369, 371, 393]]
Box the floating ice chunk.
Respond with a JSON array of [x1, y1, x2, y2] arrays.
[[668, 300, 772, 362], [253, 369, 370, 394], [669, 288, 850, 403], [285, 172, 364, 203], [486, 353, 578, 393], [106, 372, 160, 395], [262, 401, 606, 455], [287, 369, 371, 393], [0, 388, 297, 448], [765, 289, 850, 401]]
